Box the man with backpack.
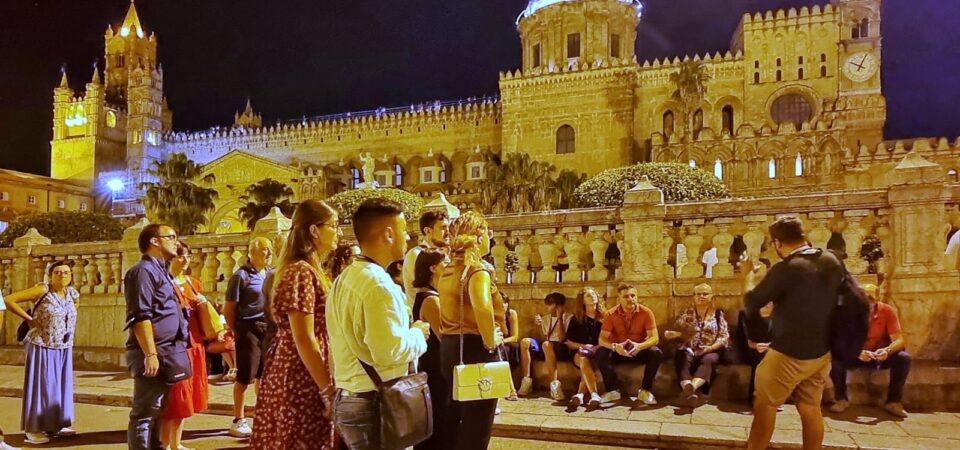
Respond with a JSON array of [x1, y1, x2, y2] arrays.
[[741, 216, 852, 450]]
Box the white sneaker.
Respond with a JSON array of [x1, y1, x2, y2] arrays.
[[229, 417, 252, 438], [600, 390, 621, 403], [223, 368, 238, 383], [588, 392, 602, 408], [495, 407, 501, 415], [829, 400, 849, 413], [56, 427, 77, 436], [0, 442, 20, 450], [518, 377, 534, 396], [24, 432, 49, 444], [569, 393, 584, 408], [636, 389, 657, 406], [549, 380, 564, 400]]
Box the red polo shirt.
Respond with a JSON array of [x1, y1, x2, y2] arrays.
[[863, 302, 902, 351], [601, 304, 656, 344]]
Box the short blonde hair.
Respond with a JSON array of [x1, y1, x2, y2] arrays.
[[861, 282, 879, 301], [694, 283, 713, 294]]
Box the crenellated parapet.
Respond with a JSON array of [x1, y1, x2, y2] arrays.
[[498, 56, 637, 89], [737, 4, 838, 33], [847, 137, 960, 171], [638, 51, 744, 89]]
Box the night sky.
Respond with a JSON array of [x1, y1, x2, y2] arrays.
[[1, 0, 959, 176]]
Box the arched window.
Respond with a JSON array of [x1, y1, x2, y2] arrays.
[[853, 18, 870, 39], [771, 94, 814, 128], [663, 111, 675, 136], [714, 159, 723, 180], [754, 72, 761, 84], [768, 158, 777, 179], [440, 161, 448, 183], [798, 68, 805, 79], [689, 160, 696, 168], [721, 105, 735, 135], [556, 125, 576, 154], [948, 169, 958, 182], [795, 153, 803, 176], [821, 66, 828, 77], [394, 163, 404, 187], [776, 70, 782, 82], [692, 109, 704, 137]]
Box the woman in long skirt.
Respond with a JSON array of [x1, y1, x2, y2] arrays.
[[20, 260, 78, 445]]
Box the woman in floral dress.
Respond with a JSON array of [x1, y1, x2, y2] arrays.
[[251, 199, 341, 450], [663, 282, 729, 406]]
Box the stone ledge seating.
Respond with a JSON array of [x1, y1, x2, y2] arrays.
[[527, 358, 960, 410]]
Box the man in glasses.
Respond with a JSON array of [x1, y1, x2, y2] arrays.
[[224, 237, 273, 438], [123, 224, 189, 450]]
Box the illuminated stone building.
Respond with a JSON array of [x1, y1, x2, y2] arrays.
[[47, 0, 954, 232]]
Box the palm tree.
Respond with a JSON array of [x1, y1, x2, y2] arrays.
[[141, 153, 218, 235], [669, 60, 711, 139], [552, 169, 587, 209], [238, 178, 297, 230], [482, 152, 556, 214]]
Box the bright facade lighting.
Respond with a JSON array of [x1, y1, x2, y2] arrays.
[[519, 0, 643, 23], [107, 178, 125, 192], [120, 26, 129, 37]]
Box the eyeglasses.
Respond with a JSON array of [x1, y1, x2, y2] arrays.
[[51, 271, 72, 276], [695, 292, 712, 297]]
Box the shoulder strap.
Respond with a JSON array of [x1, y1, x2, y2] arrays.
[[357, 358, 384, 388]]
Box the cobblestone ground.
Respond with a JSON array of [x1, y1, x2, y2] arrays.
[[0, 366, 956, 449]]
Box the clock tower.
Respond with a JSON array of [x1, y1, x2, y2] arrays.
[[833, 0, 885, 148]]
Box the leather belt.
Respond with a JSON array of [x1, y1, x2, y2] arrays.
[[339, 389, 377, 399]]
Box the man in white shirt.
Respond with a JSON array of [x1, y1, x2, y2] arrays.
[[402, 211, 449, 308], [328, 199, 430, 450]]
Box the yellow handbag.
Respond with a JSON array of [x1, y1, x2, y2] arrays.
[[197, 300, 224, 340], [452, 266, 513, 402]]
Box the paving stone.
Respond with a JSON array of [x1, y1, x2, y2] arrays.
[[494, 412, 548, 432], [849, 432, 956, 450], [691, 409, 755, 428], [628, 406, 692, 424], [769, 428, 857, 449], [825, 416, 909, 436], [540, 415, 661, 439], [659, 423, 747, 447], [895, 420, 960, 440]]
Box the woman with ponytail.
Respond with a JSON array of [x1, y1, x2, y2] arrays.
[[437, 211, 504, 450], [251, 200, 341, 450]]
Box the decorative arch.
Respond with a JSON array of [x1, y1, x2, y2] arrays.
[[403, 156, 423, 187], [209, 200, 247, 234], [556, 124, 576, 154]]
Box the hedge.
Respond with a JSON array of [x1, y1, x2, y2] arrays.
[[574, 162, 729, 207], [326, 188, 424, 225], [0, 211, 124, 247]]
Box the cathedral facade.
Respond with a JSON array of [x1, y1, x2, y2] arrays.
[[50, 0, 929, 233]]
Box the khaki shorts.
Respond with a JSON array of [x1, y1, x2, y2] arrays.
[[754, 348, 831, 407]]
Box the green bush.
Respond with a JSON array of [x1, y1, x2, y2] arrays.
[[574, 162, 729, 207], [0, 211, 124, 247], [326, 188, 424, 224]]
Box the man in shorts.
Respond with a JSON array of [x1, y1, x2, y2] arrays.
[[742, 216, 843, 450], [224, 237, 273, 438]]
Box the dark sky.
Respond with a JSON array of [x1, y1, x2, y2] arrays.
[[1, 0, 959, 176]]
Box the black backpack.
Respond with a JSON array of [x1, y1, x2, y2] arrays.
[[821, 250, 871, 365]]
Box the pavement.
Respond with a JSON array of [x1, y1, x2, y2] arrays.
[[0, 365, 954, 449]]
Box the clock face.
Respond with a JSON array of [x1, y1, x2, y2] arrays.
[[843, 52, 879, 83]]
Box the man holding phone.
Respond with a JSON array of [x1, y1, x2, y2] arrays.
[[594, 284, 663, 406]]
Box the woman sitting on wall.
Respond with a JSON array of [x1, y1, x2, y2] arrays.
[[663, 283, 729, 406]]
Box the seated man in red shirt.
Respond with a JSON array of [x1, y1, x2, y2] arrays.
[[594, 284, 663, 406], [829, 283, 911, 418]]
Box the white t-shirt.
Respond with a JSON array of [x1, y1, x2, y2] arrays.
[[540, 313, 573, 342]]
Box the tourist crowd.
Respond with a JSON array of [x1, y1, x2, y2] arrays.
[[0, 207, 917, 450]]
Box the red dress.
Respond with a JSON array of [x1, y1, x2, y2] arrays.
[[163, 275, 209, 419], [251, 261, 335, 450]]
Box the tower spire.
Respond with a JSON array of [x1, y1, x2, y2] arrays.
[[91, 62, 101, 85], [121, 1, 144, 38], [59, 67, 69, 88]]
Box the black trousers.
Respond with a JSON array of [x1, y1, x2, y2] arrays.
[[594, 346, 663, 393], [675, 348, 722, 383], [830, 350, 912, 403], [439, 334, 499, 450]]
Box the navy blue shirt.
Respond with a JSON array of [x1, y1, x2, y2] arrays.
[[123, 255, 189, 353], [226, 264, 269, 320]]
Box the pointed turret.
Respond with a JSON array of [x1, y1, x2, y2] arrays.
[[120, 1, 144, 38], [90, 63, 101, 85], [244, 98, 253, 114], [59, 70, 69, 88]]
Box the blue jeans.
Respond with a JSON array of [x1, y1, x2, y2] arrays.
[[334, 390, 403, 450], [127, 375, 170, 450]]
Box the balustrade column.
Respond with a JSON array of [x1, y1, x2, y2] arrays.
[[807, 212, 835, 250], [842, 210, 871, 274], [679, 220, 705, 278], [743, 215, 768, 260], [513, 230, 533, 284], [619, 178, 668, 282], [110, 256, 122, 294], [201, 250, 219, 291], [662, 226, 675, 278], [490, 231, 509, 284], [536, 229, 560, 283], [712, 218, 735, 277], [84, 256, 99, 294], [587, 226, 610, 282], [561, 227, 587, 283]]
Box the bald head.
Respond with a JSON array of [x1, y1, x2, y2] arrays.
[[248, 237, 274, 270]]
